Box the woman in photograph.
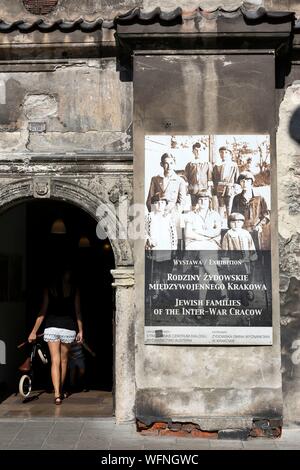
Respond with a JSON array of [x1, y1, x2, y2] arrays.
[[185, 190, 221, 251], [184, 190, 227, 299]]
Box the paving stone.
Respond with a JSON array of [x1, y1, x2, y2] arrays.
[[210, 439, 243, 449], [110, 441, 144, 450], [242, 440, 278, 450], [76, 440, 111, 450], [275, 443, 300, 450], [9, 442, 44, 450], [1, 419, 300, 450], [175, 440, 211, 450], [1, 423, 25, 447], [0, 422, 23, 444], [42, 443, 77, 450], [280, 429, 300, 441], [0, 443, 10, 450]]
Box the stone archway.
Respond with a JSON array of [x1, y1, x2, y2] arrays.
[[0, 173, 135, 423]]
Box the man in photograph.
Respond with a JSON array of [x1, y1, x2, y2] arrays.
[[212, 146, 239, 223], [184, 142, 213, 207], [231, 171, 270, 250], [146, 152, 186, 214]]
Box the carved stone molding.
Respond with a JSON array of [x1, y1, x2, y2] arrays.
[[111, 267, 135, 287], [0, 171, 133, 266], [0, 167, 135, 423], [33, 177, 50, 198]]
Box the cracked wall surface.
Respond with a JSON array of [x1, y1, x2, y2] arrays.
[[277, 82, 300, 424], [0, 60, 132, 154]]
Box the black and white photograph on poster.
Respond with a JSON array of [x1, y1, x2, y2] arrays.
[[144, 135, 272, 345]]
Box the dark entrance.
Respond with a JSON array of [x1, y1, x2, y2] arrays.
[[0, 199, 115, 409]]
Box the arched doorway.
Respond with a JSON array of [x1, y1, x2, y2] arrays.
[[0, 198, 115, 417], [0, 175, 135, 423]]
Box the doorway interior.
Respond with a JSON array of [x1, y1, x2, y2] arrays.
[[0, 198, 115, 417]]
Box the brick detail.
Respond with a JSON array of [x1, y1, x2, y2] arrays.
[[137, 417, 282, 440], [136, 420, 218, 439], [23, 1, 58, 15], [250, 419, 282, 438]]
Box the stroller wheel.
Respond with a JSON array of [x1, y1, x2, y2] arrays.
[[19, 374, 32, 398], [37, 347, 48, 365]]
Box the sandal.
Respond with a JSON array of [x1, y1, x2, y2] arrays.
[[62, 391, 70, 399], [54, 397, 62, 405]]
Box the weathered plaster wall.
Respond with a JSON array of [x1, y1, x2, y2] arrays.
[[0, 0, 298, 427], [277, 82, 300, 424], [134, 54, 282, 428], [0, 60, 132, 154]]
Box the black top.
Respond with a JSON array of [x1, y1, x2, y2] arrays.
[[45, 285, 77, 331]]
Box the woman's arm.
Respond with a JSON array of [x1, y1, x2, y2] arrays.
[[28, 288, 48, 342], [75, 289, 83, 343], [185, 222, 207, 241], [185, 214, 221, 241]]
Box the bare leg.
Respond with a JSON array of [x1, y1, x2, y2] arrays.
[[48, 341, 61, 398], [60, 342, 71, 392]]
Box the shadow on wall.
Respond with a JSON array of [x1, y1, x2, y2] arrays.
[[281, 277, 300, 385], [289, 107, 300, 143], [281, 109, 300, 385]]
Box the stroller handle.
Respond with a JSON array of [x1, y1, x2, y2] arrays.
[[17, 333, 44, 349]]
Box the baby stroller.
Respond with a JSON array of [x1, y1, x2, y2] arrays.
[[17, 335, 48, 398]]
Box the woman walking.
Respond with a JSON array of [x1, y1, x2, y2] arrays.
[[28, 267, 83, 405]]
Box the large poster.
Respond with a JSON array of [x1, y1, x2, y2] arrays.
[[144, 135, 272, 345]]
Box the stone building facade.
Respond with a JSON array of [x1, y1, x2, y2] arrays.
[[0, 0, 300, 437]]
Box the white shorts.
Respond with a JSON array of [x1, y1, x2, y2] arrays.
[[44, 327, 76, 344]]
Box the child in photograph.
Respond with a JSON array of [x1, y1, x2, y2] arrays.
[[222, 213, 257, 305], [222, 212, 257, 255], [145, 196, 177, 254], [145, 196, 177, 299]]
